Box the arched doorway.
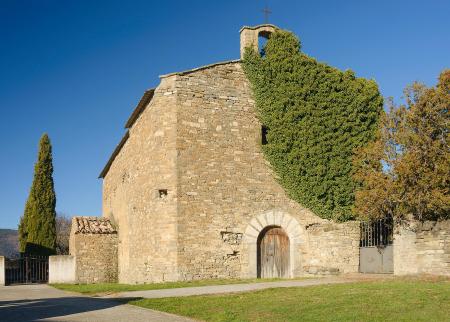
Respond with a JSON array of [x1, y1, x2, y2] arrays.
[[257, 226, 290, 278]]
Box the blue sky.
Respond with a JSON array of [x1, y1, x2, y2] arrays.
[[0, 0, 448, 229]]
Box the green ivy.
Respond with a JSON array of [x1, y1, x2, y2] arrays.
[[242, 30, 383, 221]]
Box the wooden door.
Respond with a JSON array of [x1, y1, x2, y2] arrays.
[[258, 227, 290, 278]]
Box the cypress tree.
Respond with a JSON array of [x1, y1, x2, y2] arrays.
[[18, 133, 57, 255]]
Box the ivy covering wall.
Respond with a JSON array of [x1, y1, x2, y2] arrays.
[[242, 30, 383, 221]]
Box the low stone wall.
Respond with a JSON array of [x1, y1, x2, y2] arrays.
[[71, 234, 118, 283], [49, 255, 76, 283], [0, 256, 5, 286], [69, 217, 118, 283], [304, 221, 360, 275], [394, 224, 418, 275], [394, 220, 450, 276]]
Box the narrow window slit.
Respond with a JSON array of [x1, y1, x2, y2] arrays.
[[262, 125, 269, 145], [158, 189, 168, 198]]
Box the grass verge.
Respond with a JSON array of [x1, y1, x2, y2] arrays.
[[130, 279, 450, 322]]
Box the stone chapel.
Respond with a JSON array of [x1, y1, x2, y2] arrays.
[[71, 25, 361, 284]]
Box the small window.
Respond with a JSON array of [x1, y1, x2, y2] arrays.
[[258, 35, 268, 57], [261, 126, 269, 145], [258, 31, 272, 57], [158, 189, 168, 198]]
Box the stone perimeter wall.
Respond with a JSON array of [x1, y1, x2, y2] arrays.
[[394, 220, 450, 276], [48, 255, 76, 284], [69, 232, 118, 283], [0, 256, 5, 286]]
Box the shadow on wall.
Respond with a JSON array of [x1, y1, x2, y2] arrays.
[[0, 296, 125, 322], [23, 243, 55, 256]]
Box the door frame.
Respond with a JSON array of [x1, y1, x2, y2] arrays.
[[242, 210, 302, 278], [257, 225, 290, 278]]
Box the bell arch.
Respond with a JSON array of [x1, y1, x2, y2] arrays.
[[239, 24, 278, 58], [242, 210, 302, 278]]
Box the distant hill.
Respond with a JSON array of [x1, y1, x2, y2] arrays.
[[0, 229, 19, 258]]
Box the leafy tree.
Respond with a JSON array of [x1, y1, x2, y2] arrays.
[[56, 213, 71, 255], [243, 30, 383, 221], [18, 133, 57, 255], [353, 70, 450, 221]]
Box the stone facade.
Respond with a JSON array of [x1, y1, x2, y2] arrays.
[[69, 217, 118, 283], [102, 75, 179, 284], [174, 62, 359, 280], [394, 220, 450, 276], [99, 24, 361, 284]]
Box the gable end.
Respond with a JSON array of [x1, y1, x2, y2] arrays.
[[124, 89, 155, 129], [98, 130, 129, 179]]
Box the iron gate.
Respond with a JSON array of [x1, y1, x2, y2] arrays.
[[359, 218, 393, 273], [5, 255, 49, 285]]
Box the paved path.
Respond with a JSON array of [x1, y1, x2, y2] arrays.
[[107, 274, 390, 299], [0, 284, 192, 322], [0, 275, 391, 321]]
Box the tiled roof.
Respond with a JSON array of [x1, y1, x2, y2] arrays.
[[72, 217, 117, 234]]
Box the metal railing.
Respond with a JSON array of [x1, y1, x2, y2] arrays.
[[360, 218, 393, 247], [5, 255, 49, 285]]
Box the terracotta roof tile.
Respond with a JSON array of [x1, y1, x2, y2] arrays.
[[72, 216, 117, 234]]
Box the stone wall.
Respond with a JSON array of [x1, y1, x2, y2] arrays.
[[304, 221, 360, 275], [0, 256, 4, 286], [69, 217, 119, 283], [239, 24, 277, 58], [101, 52, 361, 283], [174, 62, 360, 280], [102, 76, 179, 283], [394, 223, 418, 275], [394, 220, 450, 276], [49, 255, 76, 283]]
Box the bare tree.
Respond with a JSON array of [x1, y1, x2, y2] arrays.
[[56, 213, 72, 255]]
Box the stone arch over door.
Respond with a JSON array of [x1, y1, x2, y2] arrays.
[[242, 210, 302, 278]]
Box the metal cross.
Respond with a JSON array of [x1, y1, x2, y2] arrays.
[[262, 5, 272, 24]]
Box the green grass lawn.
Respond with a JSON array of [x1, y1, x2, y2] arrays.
[[130, 279, 450, 322], [51, 277, 304, 295]]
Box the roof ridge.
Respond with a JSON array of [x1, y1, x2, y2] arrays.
[[160, 59, 240, 78]]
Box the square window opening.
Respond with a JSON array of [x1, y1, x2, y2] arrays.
[[158, 189, 168, 198]]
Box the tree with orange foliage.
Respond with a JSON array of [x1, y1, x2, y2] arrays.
[[353, 70, 449, 221]]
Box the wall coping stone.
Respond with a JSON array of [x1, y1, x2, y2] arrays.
[[160, 60, 240, 78], [72, 216, 117, 234]]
